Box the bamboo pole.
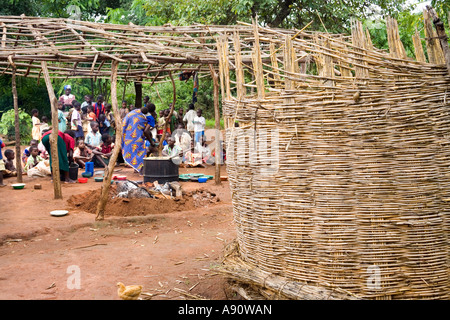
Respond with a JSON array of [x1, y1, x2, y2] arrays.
[[412, 28, 426, 63], [209, 64, 222, 185], [11, 68, 23, 183], [96, 60, 122, 220], [252, 17, 265, 100], [41, 61, 62, 199]]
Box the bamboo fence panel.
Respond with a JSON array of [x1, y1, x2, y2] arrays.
[[220, 16, 450, 299]]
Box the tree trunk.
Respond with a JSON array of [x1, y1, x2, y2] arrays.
[[41, 61, 62, 199], [209, 65, 222, 185], [427, 6, 450, 74], [11, 69, 23, 183], [134, 80, 142, 109], [96, 60, 122, 221]]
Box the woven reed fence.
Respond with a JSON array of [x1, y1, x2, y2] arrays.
[[218, 13, 450, 299]]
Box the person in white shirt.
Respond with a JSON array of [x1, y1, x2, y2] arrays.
[[71, 101, 84, 139], [59, 85, 76, 109], [183, 103, 197, 137], [84, 121, 102, 149], [193, 109, 206, 146], [173, 124, 192, 155]]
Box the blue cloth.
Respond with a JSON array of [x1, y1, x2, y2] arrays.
[[122, 109, 148, 171], [0, 138, 3, 160], [75, 125, 84, 138], [146, 115, 155, 128], [194, 131, 204, 145]]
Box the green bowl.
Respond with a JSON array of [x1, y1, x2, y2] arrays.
[[11, 183, 26, 189], [82, 172, 93, 178], [94, 177, 104, 182]]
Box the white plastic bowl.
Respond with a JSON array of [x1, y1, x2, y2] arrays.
[[50, 210, 68, 217]]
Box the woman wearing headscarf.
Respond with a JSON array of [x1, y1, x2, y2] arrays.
[[59, 85, 76, 109], [121, 106, 153, 173]]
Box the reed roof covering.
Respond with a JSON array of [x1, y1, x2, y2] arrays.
[[0, 15, 318, 83]]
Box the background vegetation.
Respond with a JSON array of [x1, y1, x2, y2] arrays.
[[1, 0, 450, 130]]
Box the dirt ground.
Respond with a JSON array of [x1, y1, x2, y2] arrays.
[[0, 160, 238, 300]]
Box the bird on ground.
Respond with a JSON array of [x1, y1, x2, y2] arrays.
[[117, 282, 143, 300]]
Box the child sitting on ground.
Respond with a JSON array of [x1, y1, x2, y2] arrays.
[[162, 137, 183, 160], [38, 129, 50, 160], [22, 139, 39, 166], [24, 145, 44, 173], [73, 139, 93, 169], [3, 149, 18, 177], [92, 133, 114, 167], [84, 121, 102, 150], [183, 140, 205, 168]]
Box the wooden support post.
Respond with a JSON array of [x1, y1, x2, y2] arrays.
[[11, 68, 23, 183], [41, 61, 62, 199], [209, 65, 222, 185], [134, 80, 142, 109], [427, 5, 450, 74], [96, 60, 122, 220], [158, 72, 176, 156]]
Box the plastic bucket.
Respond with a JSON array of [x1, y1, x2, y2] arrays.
[[69, 163, 79, 181], [85, 161, 94, 174]]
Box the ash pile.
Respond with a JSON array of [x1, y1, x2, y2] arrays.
[[114, 180, 182, 199]]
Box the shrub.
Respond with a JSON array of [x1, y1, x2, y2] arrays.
[[0, 108, 32, 144]]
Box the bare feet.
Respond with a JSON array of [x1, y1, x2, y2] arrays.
[[64, 179, 77, 184], [0, 184, 6, 188]]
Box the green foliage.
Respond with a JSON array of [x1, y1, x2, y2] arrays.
[[0, 76, 50, 120], [0, 108, 32, 143]]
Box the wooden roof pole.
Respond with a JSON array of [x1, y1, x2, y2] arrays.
[[11, 67, 23, 183], [26, 21, 62, 199], [41, 60, 63, 199], [157, 71, 176, 156], [96, 60, 122, 220], [209, 64, 222, 185]]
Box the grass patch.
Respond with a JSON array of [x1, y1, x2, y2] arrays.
[[205, 118, 224, 129]]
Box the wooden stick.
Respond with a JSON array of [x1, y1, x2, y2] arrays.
[[96, 60, 122, 220], [41, 60, 62, 199], [209, 64, 222, 185], [11, 68, 23, 183], [158, 71, 176, 156]]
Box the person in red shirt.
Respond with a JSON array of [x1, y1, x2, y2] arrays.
[[41, 130, 76, 183], [93, 95, 105, 120], [92, 133, 113, 168]]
